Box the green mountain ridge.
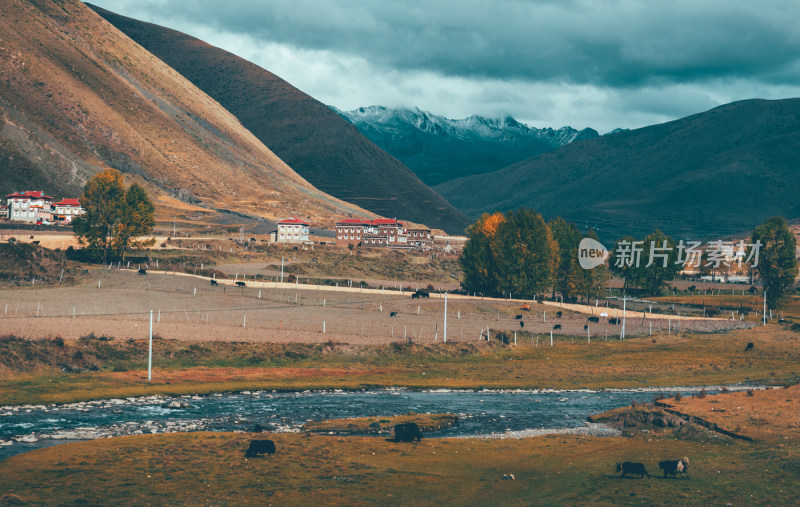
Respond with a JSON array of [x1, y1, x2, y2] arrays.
[[435, 98, 800, 240]]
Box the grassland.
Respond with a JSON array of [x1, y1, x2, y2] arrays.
[[1, 325, 798, 405]]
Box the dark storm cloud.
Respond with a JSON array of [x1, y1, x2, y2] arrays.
[[93, 0, 800, 87]]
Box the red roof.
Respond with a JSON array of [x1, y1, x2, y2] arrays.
[[336, 217, 405, 227], [278, 217, 310, 226], [6, 190, 53, 200], [336, 218, 369, 225], [54, 198, 81, 207]]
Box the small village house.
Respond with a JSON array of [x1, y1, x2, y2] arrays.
[[277, 217, 310, 243], [52, 198, 85, 224]]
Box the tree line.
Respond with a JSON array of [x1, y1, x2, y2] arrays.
[[460, 209, 609, 301], [461, 209, 798, 310]]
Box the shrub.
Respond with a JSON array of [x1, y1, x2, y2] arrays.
[[52, 336, 65, 348], [495, 331, 511, 345], [720, 386, 730, 394], [72, 350, 84, 360], [697, 388, 707, 398], [746, 389, 755, 397], [673, 392, 682, 401]]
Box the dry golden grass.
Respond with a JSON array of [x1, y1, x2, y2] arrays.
[[1, 427, 798, 505], [659, 385, 800, 441], [302, 413, 459, 434]]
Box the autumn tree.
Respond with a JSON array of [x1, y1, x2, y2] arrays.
[[491, 209, 558, 298], [73, 169, 155, 262], [460, 209, 557, 298], [460, 212, 505, 295], [751, 216, 798, 309]]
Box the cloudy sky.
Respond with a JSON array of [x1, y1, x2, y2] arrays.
[[90, 0, 800, 133]]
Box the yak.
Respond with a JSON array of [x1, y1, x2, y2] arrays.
[[588, 316, 600, 323], [245, 439, 276, 458], [553, 324, 562, 330], [616, 462, 650, 478], [236, 281, 246, 287], [393, 422, 423, 442], [745, 342, 754, 352], [658, 457, 689, 479]]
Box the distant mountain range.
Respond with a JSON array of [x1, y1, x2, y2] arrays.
[[91, 5, 469, 234], [435, 98, 800, 241], [0, 0, 367, 226], [337, 106, 599, 185]]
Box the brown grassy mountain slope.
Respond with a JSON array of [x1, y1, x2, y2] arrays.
[[89, 4, 469, 234], [436, 98, 800, 241], [0, 0, 368, 225]]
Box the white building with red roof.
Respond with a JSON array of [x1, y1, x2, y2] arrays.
[[53, 198, 84, 224], [6, 191, 54, 223], [277, 217, 310, 243]]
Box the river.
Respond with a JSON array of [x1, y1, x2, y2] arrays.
[[0, 386, 749, 460]]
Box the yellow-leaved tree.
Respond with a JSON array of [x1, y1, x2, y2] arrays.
[[73, 169, 155, 262]]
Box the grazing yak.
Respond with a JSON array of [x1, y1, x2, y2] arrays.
[[411, 290, 430, 299], [588, 316, 600, 323], [514, 315, 523, 320], [584, 325, 589, 332], [553, 324, 562, 330], [210, 279, 218, 286], [556, 311, 562, 318], [393, 422, 423, 442], [519, 321, 525, 328], [609, 317, 620, 325], [138, 268, 147, 275], [236, 281, 246, 287], [389, 311, 398, 317], [245, 439, 276, 458], [745, 342, 754, 352], [659, 457, 689, 478], [616, 462, 650, 478]]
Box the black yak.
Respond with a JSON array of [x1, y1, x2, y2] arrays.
[[393, 422, 422, 442], [588, 316, 600, 323], [553, 324, 562, 330], [616, 462, 650, 478], [658, 457, 689, 478], [245, 439, 275, 457], [745, 342, 754, 352]]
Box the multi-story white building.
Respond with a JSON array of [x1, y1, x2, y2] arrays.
[[6, 191, 54, 223], [277, 217, 310, 243], [53, 198, 84, 224]]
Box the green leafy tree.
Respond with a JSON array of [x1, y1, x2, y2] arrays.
[[548, 217, 582, 300], [577, 229, 610, 300], [638, 230, 680, 295], [73, 169, 155, 262], [610, 231, 679, 295], [751, 216, 798, 309], [491, 209, 558, 298], [460, 209, 557, 298], [609, 235, 641, 294]]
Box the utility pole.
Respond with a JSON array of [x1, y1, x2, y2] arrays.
[[443, 292, 448, 343], [621, 296, 627, 339], [763, 289, 767, 326], [148, 310, 153, 381], [281, 256, 284, 283]]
